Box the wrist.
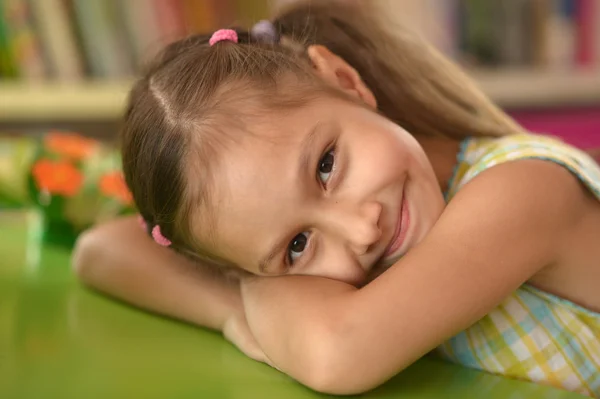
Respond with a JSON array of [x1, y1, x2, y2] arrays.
[[216, 275, 246, 331], [183, 265, 245, 332]]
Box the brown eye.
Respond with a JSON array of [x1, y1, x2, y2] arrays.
[[318, 149, 335, 184], [288, 232, 309, 264]]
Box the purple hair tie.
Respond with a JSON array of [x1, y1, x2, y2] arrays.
[[251, 20, 278, 43], [209, 29, 238, 46], [152, 225, 172, 247]]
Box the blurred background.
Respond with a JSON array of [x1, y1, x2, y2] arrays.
[[0, 0, 598, 140], [0, 3, 597, 396], [380, 0, 600, 152]]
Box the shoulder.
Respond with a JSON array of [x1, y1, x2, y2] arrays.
[[432, 157, 592, 274], [452, 133, 600, 201]]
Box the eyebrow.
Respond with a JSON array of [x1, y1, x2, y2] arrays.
[[258, 238, 288, 273], [298, 121, 322, 181], [257, 121, 323, 273]]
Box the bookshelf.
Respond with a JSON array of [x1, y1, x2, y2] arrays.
[[2, 70, 599, 123], [470, 69, 600, 109], [1, 0, 599, 125], [0, 81, 131, 122]]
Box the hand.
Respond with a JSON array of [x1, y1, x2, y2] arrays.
[[223, 312, 274, 366]]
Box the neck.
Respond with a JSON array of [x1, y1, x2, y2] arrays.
[[415, 135, 462, 194]]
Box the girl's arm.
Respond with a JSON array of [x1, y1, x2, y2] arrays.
[[241, 160, 598, 394], [72, 216, 267, 362]]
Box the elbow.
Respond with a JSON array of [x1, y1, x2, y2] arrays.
[[298, 322, 379, 395], [301, 358, 356, 395], [302, 340, 377, 395]]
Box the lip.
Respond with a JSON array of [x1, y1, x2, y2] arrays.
[[383, 191, 410, 258]]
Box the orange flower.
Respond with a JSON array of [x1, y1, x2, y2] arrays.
[[32, 159, 83, 197], [100, 172, 133, 205], [44, 132, 98, 160]]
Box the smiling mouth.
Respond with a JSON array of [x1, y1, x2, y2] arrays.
[[383, 192, 410, 258]]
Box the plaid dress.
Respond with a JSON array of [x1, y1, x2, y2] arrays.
[[437, 133, 600, 397]]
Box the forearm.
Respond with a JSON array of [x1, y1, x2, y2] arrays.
[[72, 216, 241, 331], [242, 274, 450, 394], [241, 275, 358, 391]]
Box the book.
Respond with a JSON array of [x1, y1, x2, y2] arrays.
[[460, 0, 499, 66], [596, 0, 600, 68], [574, 0, 595, 68], [115, 0, 164, 71], [2, 0, 46, 80], [531, 0, 551, 67], [71, 0, 134, 78], [155, 0, 187, 42], [28, 0, 84, 81], [233, 0, 269, 28], [211, 0, 236, 29], [182, 0, 216, 34], [547, 0, 577, 69], [0, 1, 19, 78]]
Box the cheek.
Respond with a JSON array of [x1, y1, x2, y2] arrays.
[[345, 120, 423, 189], [384, 132, 433, 180], [370, 132, 414, 173]]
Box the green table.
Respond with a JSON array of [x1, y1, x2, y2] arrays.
[[0, 211, 585, 398]]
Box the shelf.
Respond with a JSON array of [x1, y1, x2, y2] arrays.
[[0, 81, 132, 122], [472, 69, 600, 109], [1, 70, 599, 122]]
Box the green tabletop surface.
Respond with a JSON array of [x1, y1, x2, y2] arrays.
[[0, 210, 586, 398]]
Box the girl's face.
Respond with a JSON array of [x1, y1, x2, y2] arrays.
[[192, 46, 446, 285]]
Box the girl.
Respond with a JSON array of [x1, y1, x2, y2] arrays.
[[73, 1, 600, 396]]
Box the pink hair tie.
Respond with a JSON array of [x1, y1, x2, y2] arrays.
[[209, 29, 238, 46], [152, 225, 172, 247]]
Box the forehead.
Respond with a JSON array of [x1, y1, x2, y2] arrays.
[[202, 97, 335, 267]]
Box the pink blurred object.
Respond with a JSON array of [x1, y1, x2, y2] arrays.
[[511, 108, 600, 151]]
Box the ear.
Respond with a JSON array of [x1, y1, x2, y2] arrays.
[[307, 45, 377, 108]]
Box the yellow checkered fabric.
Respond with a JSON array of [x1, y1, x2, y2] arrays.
[[437, 134, 600, 397]]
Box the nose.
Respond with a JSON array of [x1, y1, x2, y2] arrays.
[[350, 201, 383, 255], [322, 200, 382, 256]]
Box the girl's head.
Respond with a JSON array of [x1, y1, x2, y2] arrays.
[[122, 0, 523, 284]]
